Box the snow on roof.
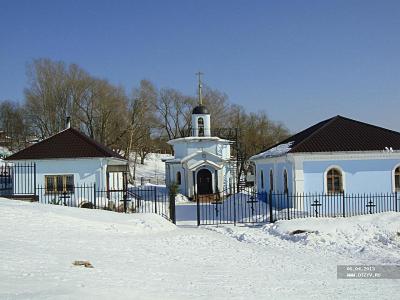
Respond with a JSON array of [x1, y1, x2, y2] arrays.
[[168, 136, 231, 145], [161, 156, 175, 162], [250, 142, 294, 160]]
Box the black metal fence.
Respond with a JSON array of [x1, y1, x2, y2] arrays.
[[36, 184, 175, 223], [268, 191, 400, 221], [0, 163, 36, 196], [196, 188, 267, 225], [196, 187, 400, 225]]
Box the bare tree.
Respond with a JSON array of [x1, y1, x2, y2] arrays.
[[25, 59, 69, 137], [155, 88, 195, 140], [125, 80, 160, 181], [24, 59, 129, 152], [0, 100, 31, 151], [202, 85, 232, 129]]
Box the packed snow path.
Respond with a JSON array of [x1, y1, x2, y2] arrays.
[[0, 199, 399, 299]]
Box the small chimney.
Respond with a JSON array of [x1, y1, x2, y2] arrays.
[[66, 116, 71, 129]]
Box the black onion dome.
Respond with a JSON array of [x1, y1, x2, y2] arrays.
[[192, 105, 210, 114]]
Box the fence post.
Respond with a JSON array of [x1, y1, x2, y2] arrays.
[[123, 191, 127, 213], [396, 191, 398, 213], [342, 190, 346, 217], [169, 193, 176, 224], [196, 190, 200, 226], [154, 187, 158, 214], [286, 192, 290, 220], [93, 183, 97, 209], [269, 190, 274, 223], [33, 163, 37, 201], [233, 189, 236, 226], [12, 163, 15, 195]]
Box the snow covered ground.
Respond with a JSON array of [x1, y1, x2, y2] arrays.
[[1, 198, 400, 299], [131, 153, 171, 185], [209, 213, 400, 265]]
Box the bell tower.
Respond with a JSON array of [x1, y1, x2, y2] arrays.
[[192, 72, 211, 137]]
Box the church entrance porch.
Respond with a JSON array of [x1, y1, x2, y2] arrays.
[[197, 168, 213, 195]]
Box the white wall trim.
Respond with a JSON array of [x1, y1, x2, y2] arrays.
[[293, 151, 400, 161], [252, 151, 400, 164]]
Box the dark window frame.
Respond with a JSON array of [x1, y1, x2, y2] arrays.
[[283, 169, 288, 194], [198, 117, 205, 137], [176, 171, 182, 185], [45, 174, 74, 193], [260, 170, 264, 189], [326, 168, 343, 193], [395, 167, 400, 192], [269, 169, 274, 192]]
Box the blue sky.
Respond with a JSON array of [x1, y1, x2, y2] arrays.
[[1, 0, 399, 133]]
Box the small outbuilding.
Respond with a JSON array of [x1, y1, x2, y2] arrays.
[[250, 115, 400, 194], [4, 124, 128, 196]]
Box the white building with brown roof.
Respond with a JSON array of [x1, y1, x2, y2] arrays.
[[250, 115, 400, 195], [4, 124, 128, 197]]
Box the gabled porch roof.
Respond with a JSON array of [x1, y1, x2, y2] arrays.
[[164, 150, 226, 164], [187, 160, 223, 171]]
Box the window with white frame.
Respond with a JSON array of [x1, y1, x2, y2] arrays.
[[176, 171, 182, 185]]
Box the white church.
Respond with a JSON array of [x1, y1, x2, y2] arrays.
[[164, 78, 235, 199]]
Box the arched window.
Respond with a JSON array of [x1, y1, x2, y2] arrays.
[[198, 117, 204, 137], [269, 169, 274, 191], [394, 167, 400, 191], [176, 171, 181, 185], [283, 170, 288, 194], [260, 170, 264, 189], [326, 168, 342, 193]]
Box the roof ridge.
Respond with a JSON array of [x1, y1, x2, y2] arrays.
[[6, 127, 71, 157], [68, 128, 125, 159], [5, 127, 125, 161], [333, 115, 400, 137], [289, 115, 339, 152], [251, 116, 335, 156]]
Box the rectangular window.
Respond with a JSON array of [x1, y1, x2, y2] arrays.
[[45, 175, 74, 193], [46, 176, 55, 192], [56, 176, 63, 192], [65, 175, 74, 192]]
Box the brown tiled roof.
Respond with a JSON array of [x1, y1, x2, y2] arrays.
[[4, 128, 126, 161], [259, 115, 400, 154]]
